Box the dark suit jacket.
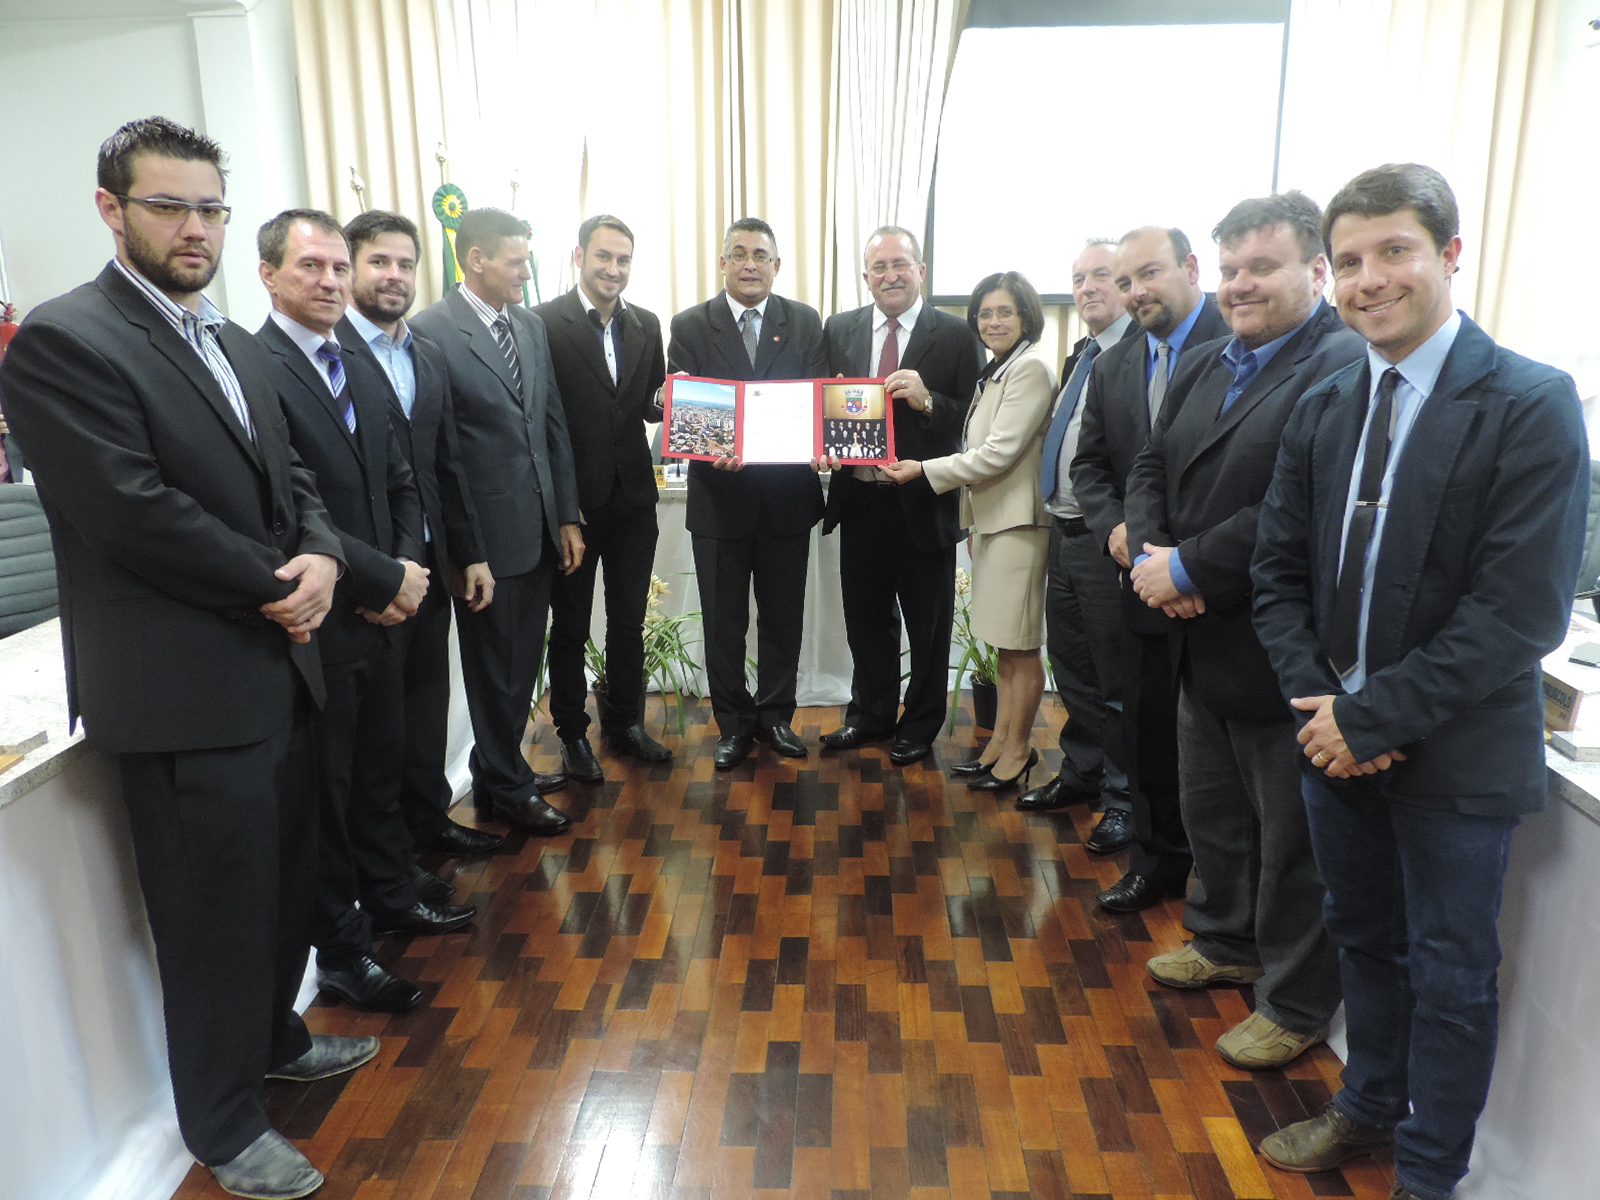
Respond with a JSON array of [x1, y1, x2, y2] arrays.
[[336, 316, 484, 582], [1071, 295, 1231, 553], [258, 317, 423, 665], [667, 293, 827, 539], [530, 288, 666, 514], [0, 264, 342, 752], [411, 287, 581, 577], [820, 302, 983, 550], [1251, 315, 1589, 815], [1124, 302, 1365, 722]]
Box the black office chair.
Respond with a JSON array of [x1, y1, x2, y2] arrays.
[[0, 482, 58, 638]]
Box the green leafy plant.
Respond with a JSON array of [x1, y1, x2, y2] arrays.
[[586, 574, 706, 734], [948, 566, 999, 732]]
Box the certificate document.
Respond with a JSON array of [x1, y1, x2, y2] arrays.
[[662, 376, 895, 465]]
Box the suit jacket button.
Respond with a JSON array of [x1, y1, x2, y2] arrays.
[[272, 521, 286, 536]]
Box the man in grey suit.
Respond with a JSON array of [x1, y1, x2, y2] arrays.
[[411, 208, 584, 834], [1124, 191, 1364, 1071]]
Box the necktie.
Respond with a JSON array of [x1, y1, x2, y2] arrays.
[[740, 307, 760, 367], [492, 316, 523, 393], [1148, 339, 1171, 423], [1040, 337, 1102, 499], [1328, 367, 1401, 679], [877, 317, 900, 377], [1221, 349, 1260, 416], [318, 341, 354, 432]]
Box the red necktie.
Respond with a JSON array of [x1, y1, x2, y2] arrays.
[[877, 317, 900, 377]]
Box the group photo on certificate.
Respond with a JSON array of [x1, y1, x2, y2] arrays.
[[662, 374, 894, 464]]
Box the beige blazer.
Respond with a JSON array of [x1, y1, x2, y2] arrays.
[[922, 341, 1056, 534]]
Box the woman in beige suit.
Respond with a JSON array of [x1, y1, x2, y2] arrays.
[[882, 271, 1056, 789]]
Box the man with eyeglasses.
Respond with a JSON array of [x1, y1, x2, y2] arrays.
[[666, 217, 826, 770], [817, 226, 983, 766], [0, 117, 376, 1198]]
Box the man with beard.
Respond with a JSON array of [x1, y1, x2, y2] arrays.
[[340, 211, 504, 862], [0, 117, 374, 1198]]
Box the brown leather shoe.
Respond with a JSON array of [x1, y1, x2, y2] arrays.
[[1259, 1102, 1393, 1173]]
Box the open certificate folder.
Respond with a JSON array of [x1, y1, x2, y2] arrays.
[[662, 376, 896, 465]]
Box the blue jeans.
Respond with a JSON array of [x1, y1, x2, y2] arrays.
[[1302, 773, 1519, 1200]]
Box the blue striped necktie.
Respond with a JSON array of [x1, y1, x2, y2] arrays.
[[318, 341, 353, 432]]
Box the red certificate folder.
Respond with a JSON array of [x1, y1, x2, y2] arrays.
[[662, 376, 895, 466]]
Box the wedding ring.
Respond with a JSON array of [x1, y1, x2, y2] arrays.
[[1312, 751, 1328, 765]]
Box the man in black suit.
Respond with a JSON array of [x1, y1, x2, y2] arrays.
[[1, 118, 373, 1199], [1019, 239, 1141, 842], [1124, 192, 1363, 1071], [534, 214, 671, 781], [256, 209, 476, 1014], [816, 225, 982, 766], [667, 217, 827, 770], [1251, 165, 1588, 1200], [340, 211, 504, 861], [411, 208, 584, 833], [1072, 225, 1229, 913]]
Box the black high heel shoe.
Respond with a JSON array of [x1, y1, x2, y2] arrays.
[[968, 748, 1038, 792], [950, 757, 994, 778]]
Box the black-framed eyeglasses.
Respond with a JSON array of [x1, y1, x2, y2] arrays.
[[115, 194, 233, 227]]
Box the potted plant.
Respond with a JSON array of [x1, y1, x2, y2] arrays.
[[588, 574, 706, 735], [949, 567, 999, 731]]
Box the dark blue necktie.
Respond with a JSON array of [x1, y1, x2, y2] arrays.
[[1039, 337, 1102, 499], [318, 341, 353, 432], [1221, 349, 1261, 416]]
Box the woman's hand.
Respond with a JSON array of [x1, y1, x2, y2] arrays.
[[880, 459, 923, 484]]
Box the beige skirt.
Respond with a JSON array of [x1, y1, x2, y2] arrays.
[[969, 524, 1050, 651]]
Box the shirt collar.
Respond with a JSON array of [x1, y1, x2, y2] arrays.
[[459, 282, 507, 327], [1092, 312, 1132, 353], [1148, 294, 1206, 360], [1368, 309, 1462, 399], [344, 304, 411, 350], [112, 257, 226, 330], [270, 308, 338, 359], [725, 291, 769, 325], [1221, 299, 1323, 378], [576, 283, 627, 323], [874, 295, 923, 333]]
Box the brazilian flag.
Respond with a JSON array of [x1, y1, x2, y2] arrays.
[[432, 184, 468, 290]]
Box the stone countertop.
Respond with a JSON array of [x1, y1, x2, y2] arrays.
[[0, 618, 87, 807]]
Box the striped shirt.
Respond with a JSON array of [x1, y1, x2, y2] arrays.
[[111, 258, 255, 441], [458, 281, 508, 331]]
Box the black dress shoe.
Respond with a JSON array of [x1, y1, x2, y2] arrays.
[[713, 733, 754, 770], [369, 897, 477, 936], [493, 795, 574, 834], [533, 770, 568, 795], [317, 956, 423, 1012], [949, 756, 993, 778], [1097, 871, 1188, 914], [407, 863, 454, 904], [606, 723, 672, 763], [969, 748, 1038, 792], [757, 723, 808, 757], [561, 736, 605, 782], [1085, 808, 1135, 854], [888, 739, 931, 766], [1016, 774, 1098, 811], [820, 724, 888, 750], [210, 1129, 323, 1199], [418, 819, 505, 856], [266, 1033, 382, 1081]]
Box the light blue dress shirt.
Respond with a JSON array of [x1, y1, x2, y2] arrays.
[[345, 306, 417, 417]]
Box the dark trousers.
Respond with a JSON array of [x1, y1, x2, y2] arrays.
[[1045, 520, 1131, 812], [397, 567, 456, 846], [1177, 683, 1339, 1034], [1305, 773, 1519, 1200], [548, 491, 659, 741], [117, 698, 317, 1165], [313, 642, 414, 969], [692, 528, 810, 737], [837, 484, 956, 745], [455, 558, 555, 808], [1122, 620, 1191, 882]]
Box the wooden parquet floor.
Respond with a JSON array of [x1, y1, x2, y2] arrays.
[[173, 696, 1396, 1200]]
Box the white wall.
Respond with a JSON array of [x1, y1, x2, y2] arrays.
[[0, 0, 307, 330]]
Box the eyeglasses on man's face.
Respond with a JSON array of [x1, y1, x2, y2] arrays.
[[725, 248, 773, 265], [867, 260, 918, 278], [116, 194, 233, 227]]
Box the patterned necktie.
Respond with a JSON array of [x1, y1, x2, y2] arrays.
[[1328, 367, 1402, 679], [877, 317, 900, 377], [492, 316, 523, 393], [1148, 339, 1171, 422], [318, 340, 354, 432], [740, 307, 760, 367], [1040, 337, 1102, 499]]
